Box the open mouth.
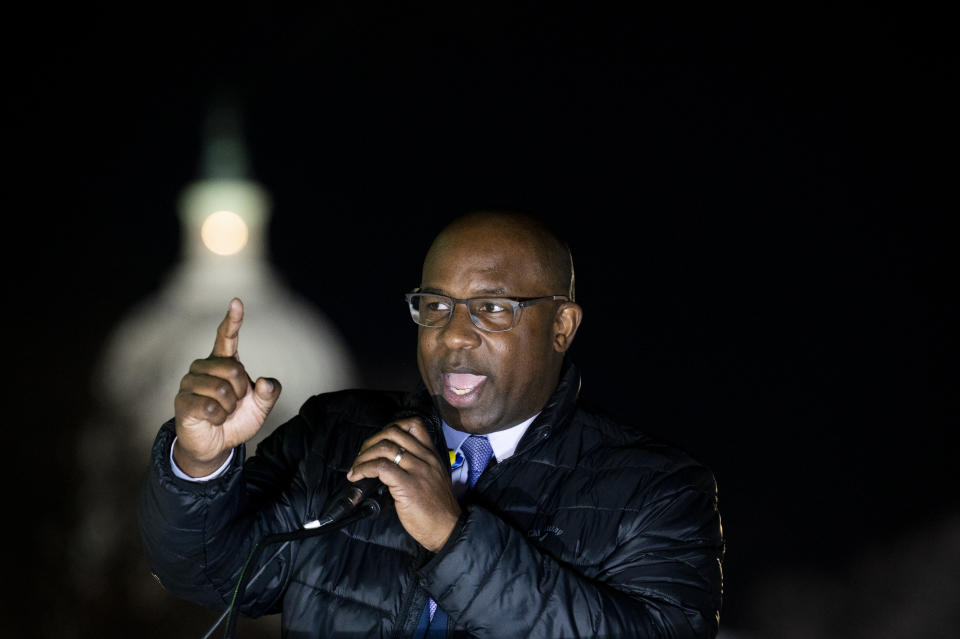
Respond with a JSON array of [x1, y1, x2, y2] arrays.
[[442, 372, 488, 407]]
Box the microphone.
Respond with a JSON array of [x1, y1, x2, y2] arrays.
[[309, 477, 390, 528], [310, 390, 436, 528], [211, 390, 439, 638]]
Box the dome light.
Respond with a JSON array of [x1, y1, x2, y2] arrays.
[[201, 210, 248, 255]]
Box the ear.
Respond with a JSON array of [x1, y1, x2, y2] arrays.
[[552, 302, 583, 353]]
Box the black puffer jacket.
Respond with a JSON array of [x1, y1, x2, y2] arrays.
[[138, 362, 724, 638]]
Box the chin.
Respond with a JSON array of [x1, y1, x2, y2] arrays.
[[438, 404, 492, 434]]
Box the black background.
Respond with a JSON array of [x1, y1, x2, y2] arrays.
[[6, 4, 956, 637]]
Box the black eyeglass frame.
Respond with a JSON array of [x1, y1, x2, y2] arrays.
[[405, 291, 571, 333]]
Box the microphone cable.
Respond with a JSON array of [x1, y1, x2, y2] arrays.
[[201, 391, 435, 638], [198, 499, 381, 639]]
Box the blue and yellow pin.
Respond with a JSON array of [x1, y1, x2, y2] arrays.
[[448, 450, 464, 470]]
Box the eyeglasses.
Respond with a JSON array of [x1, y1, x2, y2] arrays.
[[405, 292, 570, 333]]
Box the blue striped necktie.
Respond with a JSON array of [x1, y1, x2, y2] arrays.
[[419, 435, 494, 638]]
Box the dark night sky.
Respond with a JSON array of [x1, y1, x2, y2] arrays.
[[6, 4, 957, 636]]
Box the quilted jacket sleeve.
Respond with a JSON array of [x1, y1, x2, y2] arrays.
[[136, 416, 314, 617], [418, 461, 724, 639]]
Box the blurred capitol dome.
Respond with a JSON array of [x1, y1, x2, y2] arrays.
[[74, 97, 357, 637], [97, 98, 358, 456]]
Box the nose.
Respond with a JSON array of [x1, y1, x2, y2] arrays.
[[439, 302, 482, 349]]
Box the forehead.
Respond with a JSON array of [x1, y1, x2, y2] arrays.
[[421, 225, 552, 296]]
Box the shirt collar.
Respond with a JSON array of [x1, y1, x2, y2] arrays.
[[441, 412, 540, 463]]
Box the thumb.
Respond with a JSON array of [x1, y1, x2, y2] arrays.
[[251, 377, 282, 414]]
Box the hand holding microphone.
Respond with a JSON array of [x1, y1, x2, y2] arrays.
[[344, 414, 461, 552]]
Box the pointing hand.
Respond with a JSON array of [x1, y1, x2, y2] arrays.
[[173, 298, 282, 477]]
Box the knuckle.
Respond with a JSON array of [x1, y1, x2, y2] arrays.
[[407, 421, 425, 439], [394, 417, 418, 430], [375, 458, 389, 474], [203, 400, 226, 423], [384, 423, 404, 437]]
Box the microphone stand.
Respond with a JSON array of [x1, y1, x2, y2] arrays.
[[201, 500, 382, 639]]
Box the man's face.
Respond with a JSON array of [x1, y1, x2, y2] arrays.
[[416, 226, 564, 434]]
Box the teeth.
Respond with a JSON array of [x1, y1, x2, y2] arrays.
[[452, 387, 473, 395]]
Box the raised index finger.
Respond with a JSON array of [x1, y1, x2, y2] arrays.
[[212, 297, 244, 358]]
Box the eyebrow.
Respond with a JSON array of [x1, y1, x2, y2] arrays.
[[418, 286, 509, 297]]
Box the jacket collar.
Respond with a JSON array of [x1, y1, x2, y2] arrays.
[[513, 357, 581, 457]]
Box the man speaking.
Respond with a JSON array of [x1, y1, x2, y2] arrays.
[[138, 211, 724, 638]]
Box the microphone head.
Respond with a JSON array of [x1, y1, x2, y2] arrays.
[[358, 498, 382, 518], [353, 476, 394, 516]]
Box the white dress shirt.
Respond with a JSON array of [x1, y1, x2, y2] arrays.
[[442, 414, 537, 499]]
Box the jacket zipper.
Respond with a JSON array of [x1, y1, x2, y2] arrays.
[[391, 542, 428, 639]]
